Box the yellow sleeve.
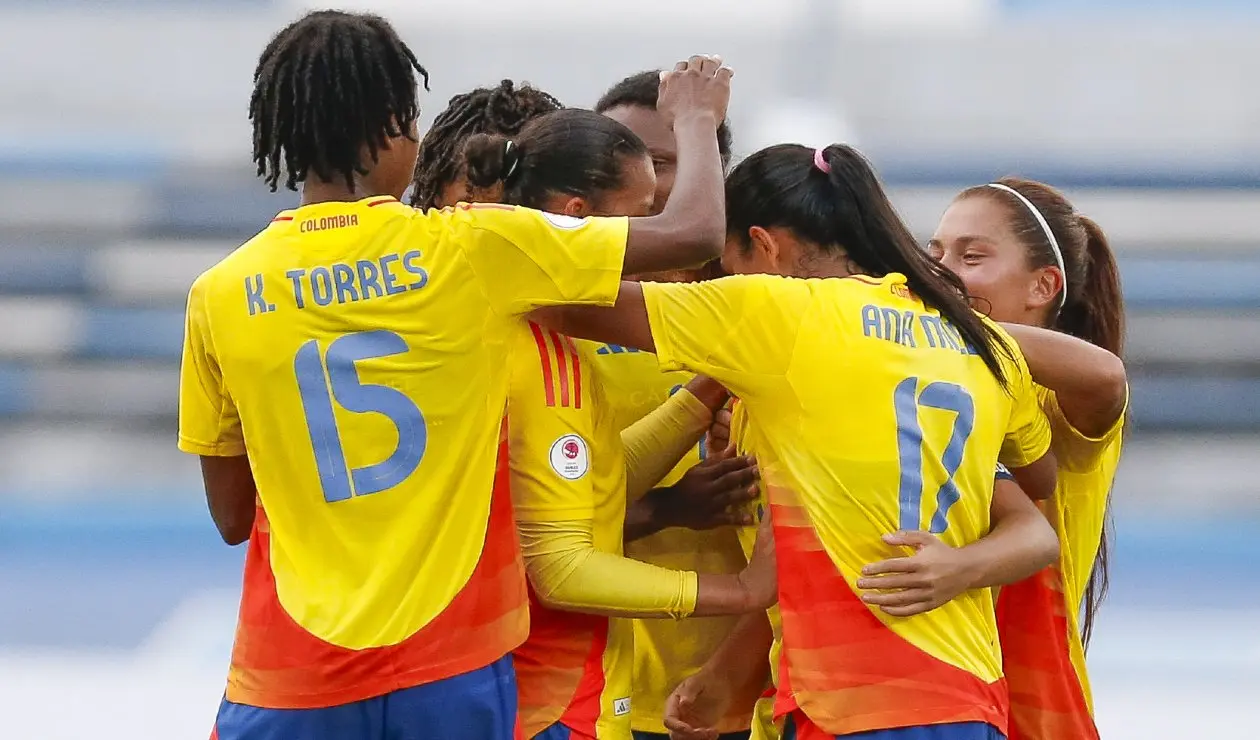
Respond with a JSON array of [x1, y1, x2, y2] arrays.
[[507, 323, 598, 522], [1039, 385, 1129, 472], [620, 388, 712, 500], [518, 518, 698, 619], [177, 272, 245, 456], [454, 204, 628, 316], [641, 275, 804, 400], [997, 332, 1054, 469]]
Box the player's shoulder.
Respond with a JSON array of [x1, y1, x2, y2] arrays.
[[188, 228, 274, 300], [440, 202, 588, 236]]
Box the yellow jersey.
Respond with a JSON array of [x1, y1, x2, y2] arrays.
[[996, 386, 1125, 740], [590, 342, 754, 735], [177, 197, 627, 707], [641, 273, 1052, 736], [731, 400, 784, 740], [507, 325, 709, 739]]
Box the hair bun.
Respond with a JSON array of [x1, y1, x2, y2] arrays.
[[463, 133, 511, 188]]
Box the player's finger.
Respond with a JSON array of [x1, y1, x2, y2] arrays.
[[860, 556, 920, 577], [883, 530, 936, 548], [715, 65, 734, 82], [702, 454, 756, 479], [712, 466, 758, 496], [698, 54, 722, 75], [856, 573, 926, 592], [687, 55, 707, 72], [716, 482, 759, 508], [674, 59, 690, 73], [860, 588, 930, 608], [720, 510, 755, 526], [880, 601, 938, 618]]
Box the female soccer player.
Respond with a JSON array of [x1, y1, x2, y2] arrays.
[[546, 143, 1062, 740], [409, 79, 563, 210], [455, 109, 774, 740], [178, 9, 736, 740], [595, 70, 762, 740], [929, 177, 1127, 740]]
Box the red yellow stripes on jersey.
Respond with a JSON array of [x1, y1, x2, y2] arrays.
[[530, 322, 583, 409]]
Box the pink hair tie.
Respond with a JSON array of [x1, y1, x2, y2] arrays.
[[813, 147, 831, 174]]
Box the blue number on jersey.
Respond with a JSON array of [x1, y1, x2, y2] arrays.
[[294, 330, 427, 503], [893, 376, 975, 533]]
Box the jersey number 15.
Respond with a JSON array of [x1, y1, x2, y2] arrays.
[[294, 330, 428, 503]]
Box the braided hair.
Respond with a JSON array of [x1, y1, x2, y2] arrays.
[[249, 10, 430, 193], [409, 80, 563, 209]]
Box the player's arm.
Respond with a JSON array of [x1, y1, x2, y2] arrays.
[[621, 375, 729, 499], [176, 275, 254, 545], [857, 466, 1059, 617], [997, 332, 1059, 500], [621, 377, 757, 542], [663, 610, 774, 739], [509, 326, 773, 619], [462, 59, 729, 316], [542, 277, 798, 406], [1000, 321, 1128, 439]]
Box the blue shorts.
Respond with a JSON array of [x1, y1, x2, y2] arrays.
[[783, 715, 1005, 740], [212, 654, 517, 740]]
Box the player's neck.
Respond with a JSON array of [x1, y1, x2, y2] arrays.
[[793, 254, 859, 280], [299, 177, 393, 208]]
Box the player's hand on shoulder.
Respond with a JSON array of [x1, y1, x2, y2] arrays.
[[658, 54, 733, 128], [856, 530, 973, 617]]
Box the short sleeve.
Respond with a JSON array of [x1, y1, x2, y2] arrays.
[[507, 323, 599, 522], [455, 204, 628, 316], [640, 275, 802, 398], [1039, 384, 1129, 472], [997, 334, 1053, 469], [177, 273, 245, 456]]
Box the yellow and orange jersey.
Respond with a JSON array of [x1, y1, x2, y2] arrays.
[[177, 197, 628, 708], [641, 273, 1052, 736], [997, 385, 1126, 740], [591, 342, 754, 735], [730, 400, 784, 740], [506, 327, 635, 740]]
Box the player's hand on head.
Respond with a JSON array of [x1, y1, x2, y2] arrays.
[[657, 54, 733, 128], [856, 530, 973, 617], [656, 446, 759, 531]]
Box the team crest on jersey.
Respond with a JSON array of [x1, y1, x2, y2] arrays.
[[549, 434, 590, 480], [613, 697, 631, 716], [541, 212, 589, 230]]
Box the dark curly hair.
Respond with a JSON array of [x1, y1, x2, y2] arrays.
[[249, 10, 429, 193], [409, 80, 562, 209]]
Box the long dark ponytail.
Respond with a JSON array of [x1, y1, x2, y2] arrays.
[[726, 143, 1013, 385]]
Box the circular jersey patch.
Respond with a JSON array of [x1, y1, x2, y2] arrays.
[[541, 212, 588, 230], [549, 434, 590, 480]]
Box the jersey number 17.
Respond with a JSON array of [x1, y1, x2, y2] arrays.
[[893, 376, 975, 534]]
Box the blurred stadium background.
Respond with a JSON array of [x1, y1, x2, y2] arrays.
[[1, 1, 1257, 738]]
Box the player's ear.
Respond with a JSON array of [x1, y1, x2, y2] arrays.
[[1024, 264, 1063, 313], [747, 226, 781, 271], [557, 196, 589, 218]]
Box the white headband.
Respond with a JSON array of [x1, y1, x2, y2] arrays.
[[986, 183, 1067, 308]]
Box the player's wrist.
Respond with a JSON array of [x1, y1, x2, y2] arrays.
[[670, 110, 720, 131]]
